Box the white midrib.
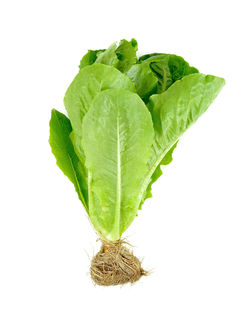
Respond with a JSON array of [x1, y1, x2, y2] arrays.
[[114, 116, 121, 239], [136, 139, 178, 211]]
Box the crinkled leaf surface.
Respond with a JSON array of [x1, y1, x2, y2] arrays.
[[138, 53, 199, 94], [115, 38, 138, 72], [136, 73, 225, 210], [127, 62, 158, 101], [82, 89, 154, 241], [127, 53, 199, 203], [49, 109, 88, 211]]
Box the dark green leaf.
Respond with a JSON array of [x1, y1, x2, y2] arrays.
[[126, 62, 158, 102], [140, 53, 199, 93], [49, 109, 88, 211], [116, 38, 138, 72]]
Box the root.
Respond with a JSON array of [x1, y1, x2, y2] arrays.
[[90, 239, 147, 286]]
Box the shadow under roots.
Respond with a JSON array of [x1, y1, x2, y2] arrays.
[[90, 240, 147, 286]]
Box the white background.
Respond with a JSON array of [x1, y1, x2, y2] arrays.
[[0, 0, 249, 310]]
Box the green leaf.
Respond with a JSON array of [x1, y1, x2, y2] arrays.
[[82, 89, 154, 241], [49, 109, 88, 211], [64, 63, 135, 137], [95, 43, 119, 66], [79, 49, 105, 70], [126, 62, 158, 102], [139, 142, 178, 209], [116, 38, 138, 72], [139, 53, 162, 62], [136, 73, 225, 210], [79, 39, 138, 73], [139, 53, 199, 93]]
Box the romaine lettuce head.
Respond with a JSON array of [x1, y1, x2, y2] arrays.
[[49, 39, 225, 241]]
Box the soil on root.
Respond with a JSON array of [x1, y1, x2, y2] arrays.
[[90, 240, 147, 286]]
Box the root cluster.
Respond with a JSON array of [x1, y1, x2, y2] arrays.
[[90, 240, 146, 286]]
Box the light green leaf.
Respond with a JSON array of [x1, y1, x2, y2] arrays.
[[64, 63, 135, 137], [139, 142, 178, 209], [79, 49, 105, 70], [95, 43, 119, 66], [79, 39, 138, 73], [137, 73, 225, 210], [49, 109, 88, 211], [82, 89, 154, 241], [151, 73, 225, 147]]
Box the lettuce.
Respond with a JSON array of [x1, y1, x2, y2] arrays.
[[49, 39, 225, 242]]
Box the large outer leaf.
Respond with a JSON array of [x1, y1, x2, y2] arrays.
[[82, 89, 154, 241], [127, 54, 199, 204], [49, 109, 88, 211], [136, 73, 225, 210], [64, 63, 135, 137]]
